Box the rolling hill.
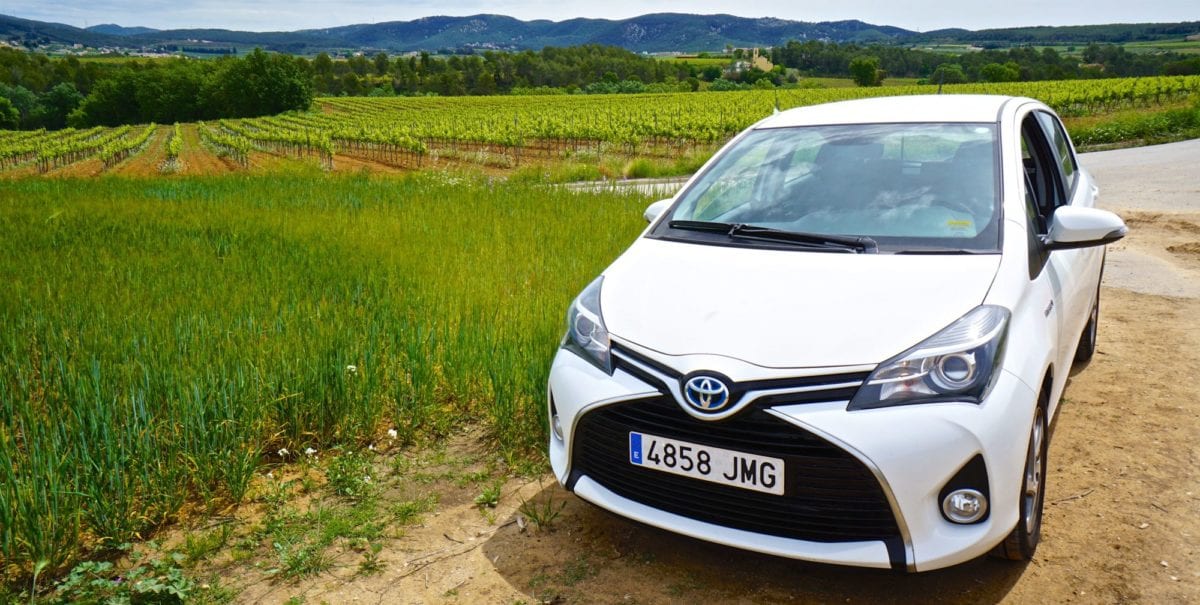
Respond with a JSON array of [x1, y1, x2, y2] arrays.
[[303, 14, 914, 52], [2, 12, 1197, 54]]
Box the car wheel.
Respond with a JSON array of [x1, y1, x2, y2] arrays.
[[994, 403, 1048, 561], [1074, 289, 1099, 364]]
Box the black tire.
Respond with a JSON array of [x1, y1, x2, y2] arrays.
[[993, 402, 1048, 561], [1074, 289, 1099, 364]]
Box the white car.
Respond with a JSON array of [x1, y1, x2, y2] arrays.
[[546, 95, 1127, 572]]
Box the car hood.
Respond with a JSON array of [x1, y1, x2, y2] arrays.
[[601, 238, 1002, 369]]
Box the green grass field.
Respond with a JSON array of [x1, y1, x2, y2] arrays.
[[1123, 39, 1200, 55], [55, 54, 181, 62], [657, 56, 732, 68], [909, 44, 982, 55], [0, 172, 649, 579]]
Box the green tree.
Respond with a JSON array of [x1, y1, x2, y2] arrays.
[[709, 78, 743, 91], [70, 71, 140, 126], [0, 83, 38, 128], [1164, 58, 1200, 76], [0, 96, 19, 129], [340, 72, 363, 96], [373, 52, 390, 76], [36, 82, 84, 128], [311, 52, 337, 95], [313, 52, 334, 75], [205, 49, 313, 117], [348, 55, 370, 76], [980, 62, 1021, 82], [849, 56, 884, 87], [433, 71, 466, 96], [930, 63, 967, 84]]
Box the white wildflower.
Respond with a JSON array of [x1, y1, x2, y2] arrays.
[[266, 472, 274, 479], [304, 447, 317, 456], [387, 429, 398, 440], [277, 448, 289, 457], [346, 364, 358, 375], [362, 475, 372, 484], [368, 444, 375, 451]]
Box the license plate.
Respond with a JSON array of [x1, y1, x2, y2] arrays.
[[629, 432, 784, 495]]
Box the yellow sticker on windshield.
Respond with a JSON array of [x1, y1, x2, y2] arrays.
[[946, 220, 973, 228]]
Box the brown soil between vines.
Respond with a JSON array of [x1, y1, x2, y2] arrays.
[[109, 125, 168, 177], [178, 124, 238, 175], [1, 133, 677, 179]]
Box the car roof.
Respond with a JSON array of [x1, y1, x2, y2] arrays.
[[757, 94, 1032, 128]]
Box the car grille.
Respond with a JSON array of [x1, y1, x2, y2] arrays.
[[571, 396, 901, 543]]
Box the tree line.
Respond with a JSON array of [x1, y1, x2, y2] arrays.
[[1, 41, 1198, 130], [246, 42, 1200, 96], [769, 40, 1200, 86], [0, 48, 311, 129]]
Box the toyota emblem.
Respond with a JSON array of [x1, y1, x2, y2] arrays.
[[683, 375, 731, 412]]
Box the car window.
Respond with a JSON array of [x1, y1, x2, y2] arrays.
[[1020, 114, 1064, 233], [1035, 111, 1077, 194], [663, 123, 1001, 252], [688, 130, 822, 221]]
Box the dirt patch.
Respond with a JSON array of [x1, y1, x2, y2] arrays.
[[179, 124, 239, 175], [1123, 213, 1200, 236], [1167, 242, 1200, 257], [110, 125, 168, 177], [1102, 210, 1200, 299], [43, 155, 105, 178], [329, 152, 410, 175]]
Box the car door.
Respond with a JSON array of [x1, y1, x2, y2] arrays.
[[1035, 110, 1103, 338], [1019, 109, 1088, 380]]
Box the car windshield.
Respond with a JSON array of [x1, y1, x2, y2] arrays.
[[660, 123, 1001, 252]]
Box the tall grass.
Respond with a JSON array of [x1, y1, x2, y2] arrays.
[[1068, 100, 1200, 147], [0, 172, 648, 577]]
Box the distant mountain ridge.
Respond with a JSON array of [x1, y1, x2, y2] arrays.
[[85, 24, 160, 37], [2, 12, 1198, 53], [300, 13, 915, 52]]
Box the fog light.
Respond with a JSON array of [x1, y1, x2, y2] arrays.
[[551, 413, 564, 441], [942, 489, 988, 524]]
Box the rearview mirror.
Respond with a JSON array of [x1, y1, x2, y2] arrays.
[[644, 199, 672, 223], [1044, 206, 1127, 251]]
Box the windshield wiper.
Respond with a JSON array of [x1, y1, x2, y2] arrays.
[[668, 220, 877, 253], [892, 248, 994, 255]]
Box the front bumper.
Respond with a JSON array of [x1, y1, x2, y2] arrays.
[[548, 342, 1039, 572]]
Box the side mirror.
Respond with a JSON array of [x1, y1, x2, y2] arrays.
[[1044, 206, 1127, 251], [644, 199, 672, 223]]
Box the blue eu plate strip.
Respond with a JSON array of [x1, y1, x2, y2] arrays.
[[629, 432, 643, 464]]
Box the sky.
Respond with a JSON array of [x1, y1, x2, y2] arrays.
[[6, 0, 1198, 33]]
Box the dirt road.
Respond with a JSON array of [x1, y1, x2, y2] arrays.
[[1084, 139, 1200, 300], [222, 142, 1200, 604]]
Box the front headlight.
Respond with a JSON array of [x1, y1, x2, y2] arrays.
[[849, 305, 1010, 410], [563, 276, 611, 373]]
